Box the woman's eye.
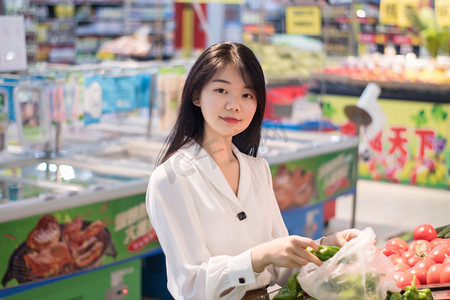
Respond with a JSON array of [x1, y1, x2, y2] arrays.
[[215, 88, 227, 94], [243, 93, 254, 99]]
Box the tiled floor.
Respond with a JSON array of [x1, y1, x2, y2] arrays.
[[143, 179, 450, 300]]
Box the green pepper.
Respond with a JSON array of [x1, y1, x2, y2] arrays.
[[387, 277, 434, 300], [365, 271, 380, 295], [417, 288, 433, 300], [306, 245, 340, 261], [403, 284, 420, 299], [386, 290, 403, 300], [273, 272, 305, 300]]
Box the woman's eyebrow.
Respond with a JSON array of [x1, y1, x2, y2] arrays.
[[211, 79, 230, 84], [211, 79, 254, 90]]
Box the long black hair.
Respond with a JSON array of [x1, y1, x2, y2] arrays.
[[156, 42, 266, 165]]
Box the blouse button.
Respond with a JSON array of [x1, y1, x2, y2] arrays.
[[239, 277, 245, 284], [237, 212, 247, 221]]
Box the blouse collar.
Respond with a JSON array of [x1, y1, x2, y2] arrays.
[[180, 141, 250, 208]]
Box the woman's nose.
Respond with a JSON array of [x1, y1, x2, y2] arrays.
[[226, 97, 240, 111]]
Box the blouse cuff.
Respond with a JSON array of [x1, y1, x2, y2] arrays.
[[227, 249, 256, 287]]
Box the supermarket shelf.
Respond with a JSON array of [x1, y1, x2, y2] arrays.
[[26, 0, 173, 63], [76, 17, 124, 22], [76, 31, 124, 36], [38, 42, 76, 47], [74, 0, 124, 5], [30, 0, 123, 4], [309, 75, 450, 103]]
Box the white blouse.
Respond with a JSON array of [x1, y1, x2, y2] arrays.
[[146, 141, 296, 300]]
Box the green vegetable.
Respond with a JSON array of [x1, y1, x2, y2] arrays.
[[385, 277, 433, 300], [319, 271, 380, 299], [365, 271, 380, 295], [436, 224, 450, 238], [306, 245, 340, 261], [404, 278, 433, 300], [417, 290, 433, 300], [386, 291, 403, 300], [273, 272, 305, 300]]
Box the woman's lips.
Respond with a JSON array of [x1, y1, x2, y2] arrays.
[[221, 117, 240, 124]]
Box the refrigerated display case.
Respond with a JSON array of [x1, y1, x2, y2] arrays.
[[261, 129, 359, 240], [0, 152, 157, 298]]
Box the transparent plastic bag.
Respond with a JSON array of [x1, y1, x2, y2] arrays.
[[298, 227, 400, 300]]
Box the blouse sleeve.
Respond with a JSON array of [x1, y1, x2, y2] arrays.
[[146, 164, 255, 300]]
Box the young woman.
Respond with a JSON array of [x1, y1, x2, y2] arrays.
[[146, 42, 360, 300]]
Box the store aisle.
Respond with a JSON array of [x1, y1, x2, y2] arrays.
[[326, 179, 450, 246]]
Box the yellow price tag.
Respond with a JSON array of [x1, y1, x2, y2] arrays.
[[398, 0, 419, 27], [379, 0, 399, 25], [375, 34, 386, 44], [286, 6, 321, 36], [435, 0, 450, 26]]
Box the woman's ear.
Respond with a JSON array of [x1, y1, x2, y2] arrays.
[[192, 96, 200, 107]]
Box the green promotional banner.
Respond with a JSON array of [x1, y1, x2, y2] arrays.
[[0, 193, 159, 290], [270, 148, 358, 211], [321, 94, 449, 189], [4, 259, 141, 300]]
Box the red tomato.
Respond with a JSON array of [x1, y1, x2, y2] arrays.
[[426, 264, 444, 284], [393, 270, 404, 279], [386, 238, 408, 252], [389, 254, 401, 264], [427, 245, 450, 263], [415, 259, 437, 270], [413, 224, 437, 242], [381, 247, 400, 257], [394, 262, 411, 272], [407, 255, 423, 267], [394, 271, 420, 289], [443, 256, 450, 265], [430, 238, 449, 248], [390, 254, 409, 265], [408, 267, 428, 285], [393, 271, 406, 283], [409, 240, 432, 256], [402, 249, 416, 259], [440, 263, 450, 284]]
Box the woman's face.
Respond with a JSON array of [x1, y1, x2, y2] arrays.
[[193, 64, 257, 143]]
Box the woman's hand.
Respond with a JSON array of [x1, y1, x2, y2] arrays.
[[321, 228, 362, 247], [251, 236, 323, 273]]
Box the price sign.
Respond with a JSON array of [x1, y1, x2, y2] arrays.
[[398, 0, 419, 27], [379, 0, 399, 25], [359, 33, 376, 43], [286, 6, 321, 36], [435, 0, 450, 26]]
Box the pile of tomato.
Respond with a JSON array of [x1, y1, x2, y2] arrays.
[[378, 224, 450, 289]]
